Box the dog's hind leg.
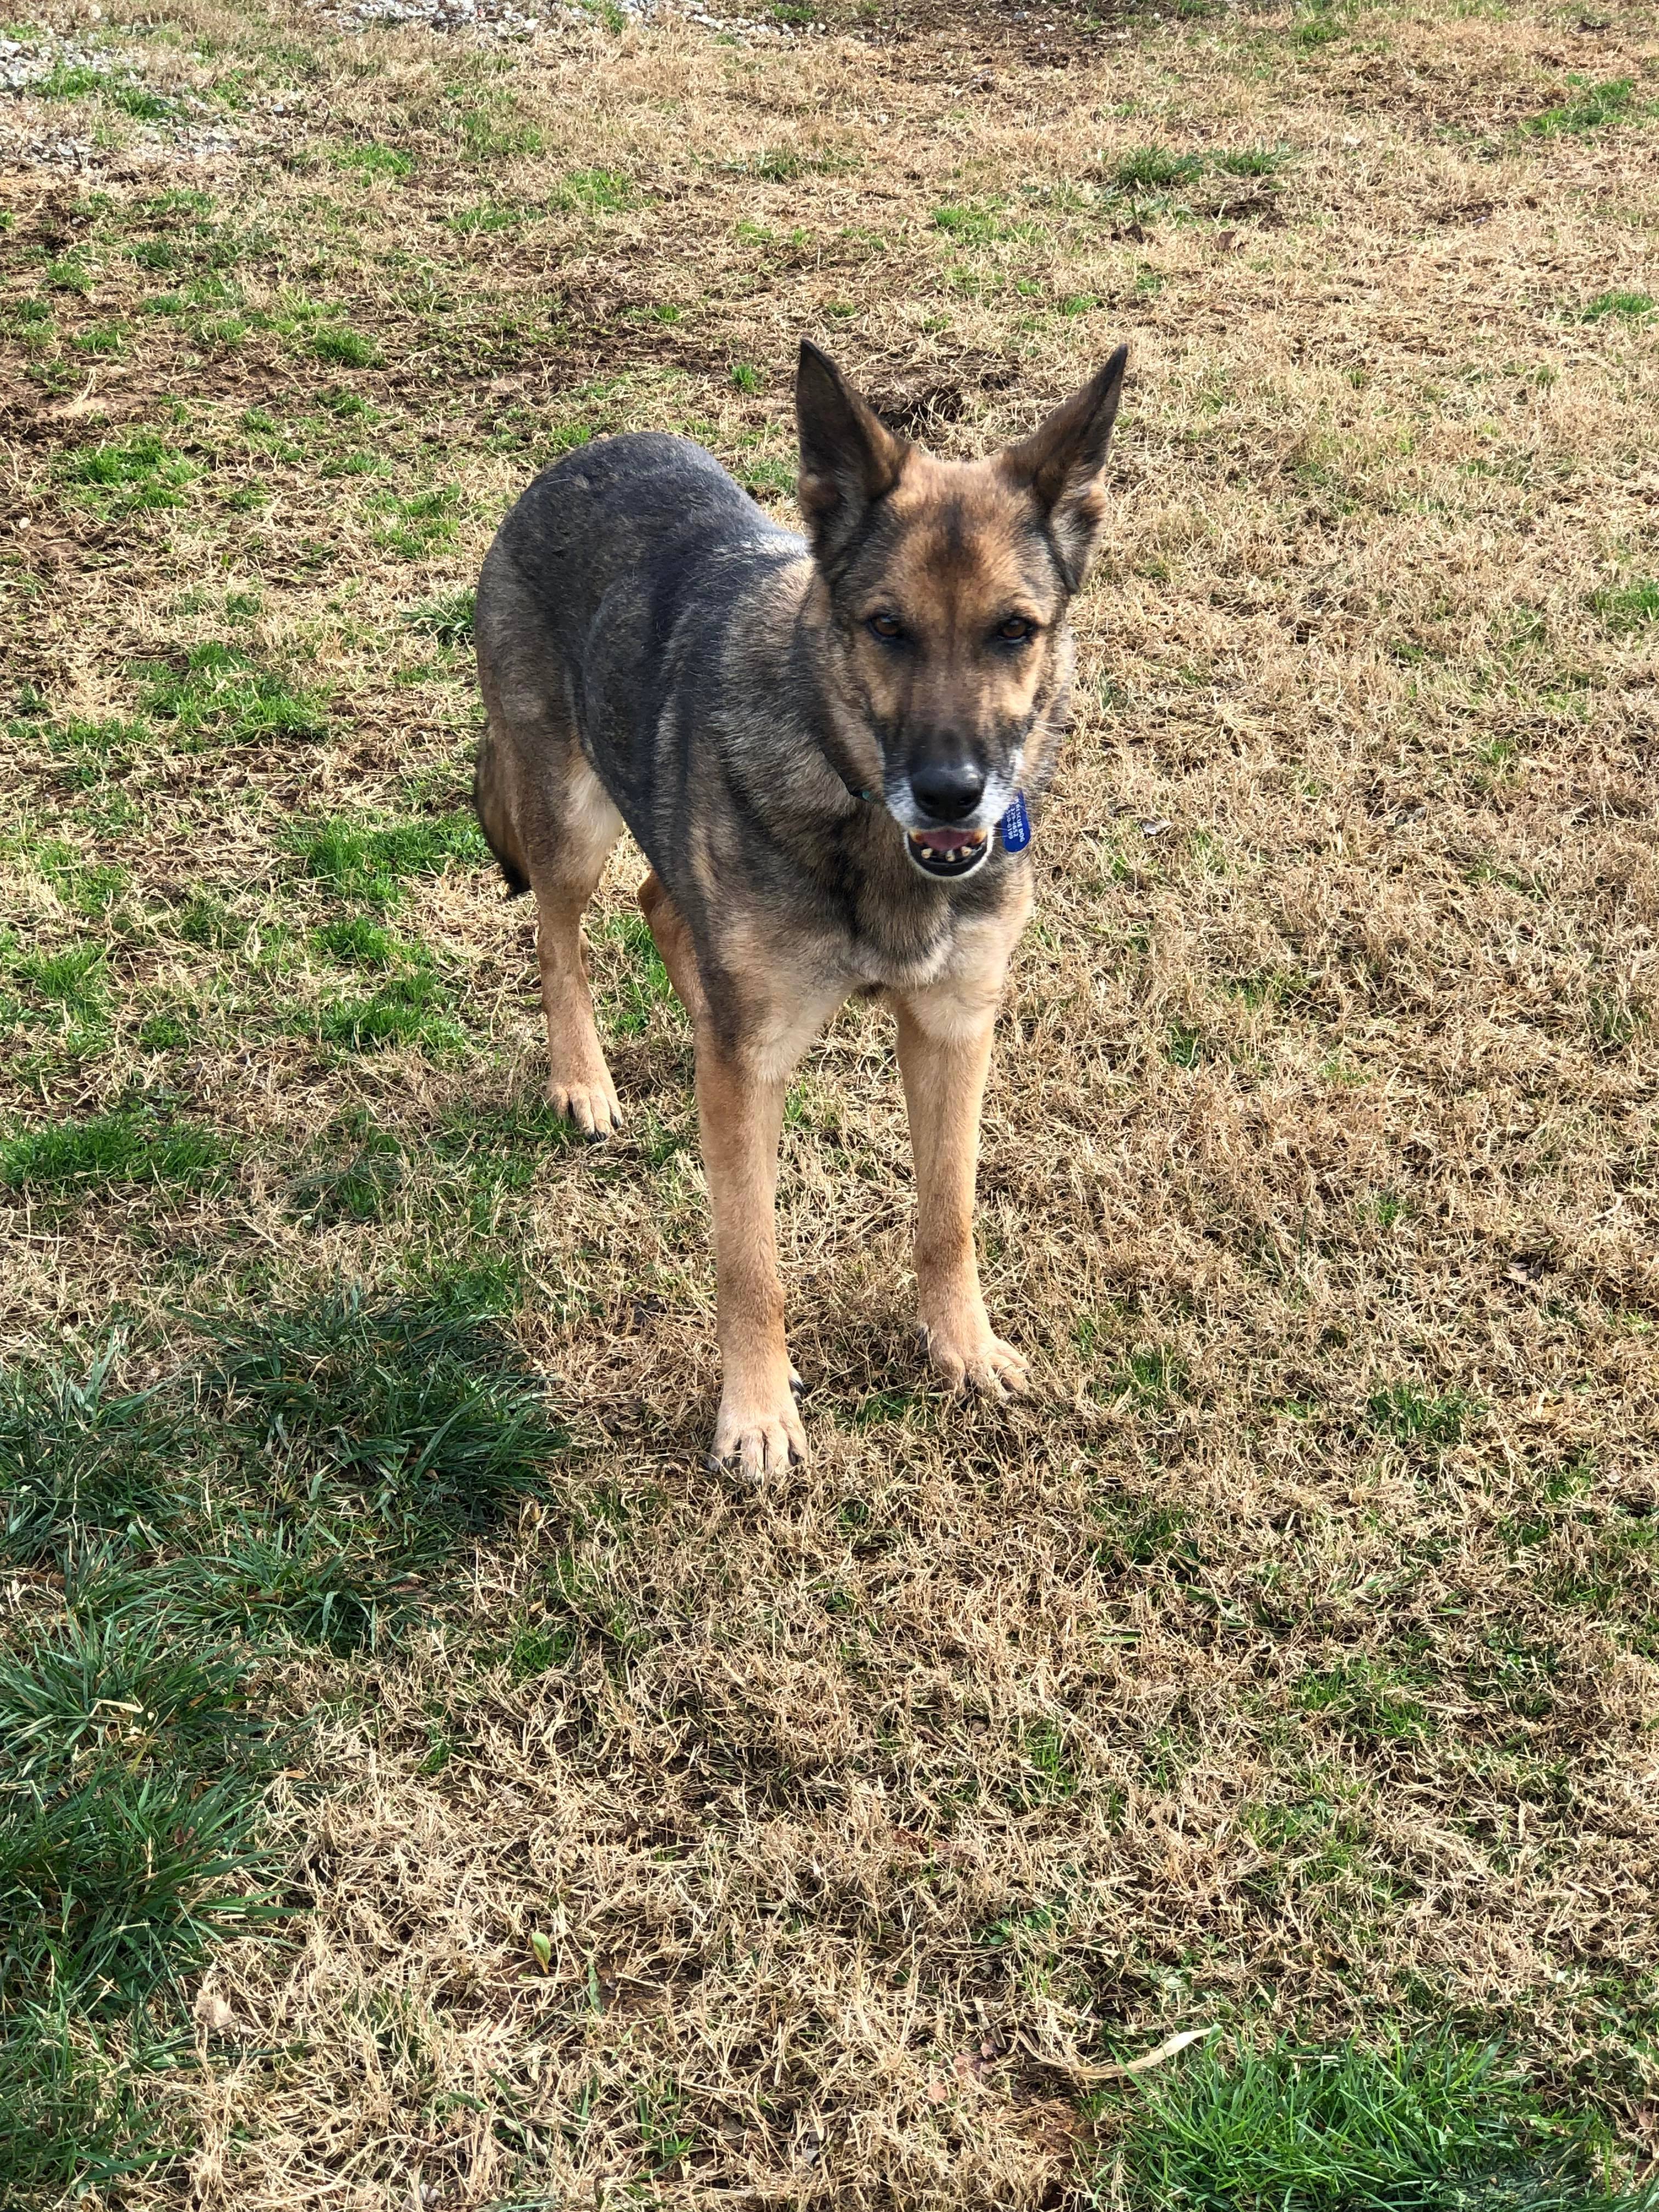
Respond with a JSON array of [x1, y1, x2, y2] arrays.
[[638, 871, 707, 1026], [524, 752, 626, 1137]]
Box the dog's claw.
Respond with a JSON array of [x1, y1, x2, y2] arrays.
[[710, 1369, 808, 1481], [548, 1079, 624, 1139], [919, 1320, 1029, 1400]]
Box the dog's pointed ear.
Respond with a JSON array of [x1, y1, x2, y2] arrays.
[[796, 340, 907, 563], [1001, 346, 1128, 590]]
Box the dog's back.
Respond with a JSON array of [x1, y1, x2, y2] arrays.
[[475, 432, 808, 876]]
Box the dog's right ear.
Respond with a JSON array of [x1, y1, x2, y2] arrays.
[[795, 341, 906, 565]]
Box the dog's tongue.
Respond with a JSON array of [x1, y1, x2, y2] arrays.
[[913, 828, 983, 851]]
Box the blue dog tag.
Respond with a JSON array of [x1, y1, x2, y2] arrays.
[[999, 791, 1032, 854]]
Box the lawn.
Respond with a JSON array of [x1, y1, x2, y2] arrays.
[[1, 0, 1657, 2201]]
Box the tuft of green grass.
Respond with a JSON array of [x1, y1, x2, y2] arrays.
[[932, 202, 1004, 246], [40, 60, 104, 98], [202, 1289, 564, 1548], [554, 166, 632, 211], [1590, 579, 1659, 630], [314, 970, 465, 1056], [1111, 2032, 1651, 2209], [311, 325, 381, 368], [25, 842, 129, 922], [4, 941, 108, 1033], [109, 84, 172, 121], [334, 142, 412, 180], [137, 641, 326, 748], [599, 912, 678, 1035], [311, 913, 404, 968], [1112, 1344, 1190, 1410], [0, 1342, 181, 1570], [459, 105, 544, 162], [1582, 290, 1654, 321], [1366, 1381, 1474, 1448], [404, 586, 475, 646], [58, 433, 196, 519], [1113, 145, 1204, 194], [1523, 77, 1638, 136], [1215, 145, 1288, 177], [1294, 1654, 1432, 1743], [288, 1124, 404, 1226], [0, 1609, 274, 2015], [1009, 1718, 1077, 1808], [367, 484, 460, 556], [0, 1108, 225, 1197], [448, 199, 524, 234], [292, 812, 487, 907], [0, 2004, 165, 2201]]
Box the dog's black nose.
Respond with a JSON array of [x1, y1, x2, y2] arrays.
[[911, 761, 985, 822]]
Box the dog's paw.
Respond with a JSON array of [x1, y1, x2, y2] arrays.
[[707, 1370, 808, 1482], [921, 1318, 1030, 1400], [548, 1075, 623, 1140]]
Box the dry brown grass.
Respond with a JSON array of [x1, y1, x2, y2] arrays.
[[3, 0, 1658, 2199]]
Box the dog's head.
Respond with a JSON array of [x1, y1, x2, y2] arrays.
[[796, 339, 1127, 880]]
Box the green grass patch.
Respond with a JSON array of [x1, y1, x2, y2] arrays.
[[448, 199, 526, 234], [1582, 290, 1654, 321], [459, 103, 544, 162], [2, 940, 108, 1035], [554, 166, 633, 211], [931, 201, 1006, 246], [28, 841, 128, 920], [0, 1289, 565, 2188], [1294, 1655, 1431, 1743], [201, 1289, 565, 1563], [1367, 1381, 1474, 1448], [1591, 579, 1659, 631], [1523, 77, 1639, 136], [58, 433, 196, 519], [0, 1610, 275, 2012], [287, 1121, 404, 1225], [334, 142, 413, 180], [598, 911, 678, 1035], [1110, 2032, 1649, 2208], [314, 970, 465, 1056], [292, 812, 487, 907], [109, 83, 173, 121], [1, 1341, 182, 1570], [1216, 145, 1288, 176], [311, 325, 381, 368], [404, 586, 475, 646], [136, 641, 326, 748], [311, 913, 405, 968], [367, 484, 460, 556], [1113, 145, 1204, 194], [1111, 1344, 1190, 1410], [0, 1107, 225, 1197]]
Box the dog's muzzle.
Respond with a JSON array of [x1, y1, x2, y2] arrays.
[[905, 826, 990, 879]]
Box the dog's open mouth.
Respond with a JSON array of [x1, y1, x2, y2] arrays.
[[905, 827, 990, 879]]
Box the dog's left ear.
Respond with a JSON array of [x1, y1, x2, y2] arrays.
[[796, 340, 907, 567], [1001, 346, 1129, 591]]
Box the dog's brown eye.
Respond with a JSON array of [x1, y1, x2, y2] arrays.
[[996, 616, 1036, 643], [868, 612, 904, 642]]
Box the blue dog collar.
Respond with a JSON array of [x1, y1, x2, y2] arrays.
[[999, 791, 1032, 853]]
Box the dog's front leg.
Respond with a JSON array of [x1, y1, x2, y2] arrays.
[[894, 993, 1030, 1398], [696, 1038, 807, 1479]]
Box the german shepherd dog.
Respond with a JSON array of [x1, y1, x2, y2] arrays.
[[473, 341, 1127, 1477]]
